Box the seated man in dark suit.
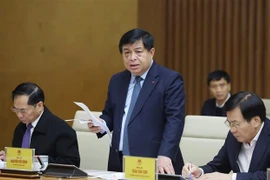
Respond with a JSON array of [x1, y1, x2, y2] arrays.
[[183, 91, 270, 180], [201, 70, 231, 116], [0, 82, 80, 167]]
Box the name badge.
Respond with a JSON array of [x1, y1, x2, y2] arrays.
[[124, 156, 157, 180], [5, 147, 35, 171]]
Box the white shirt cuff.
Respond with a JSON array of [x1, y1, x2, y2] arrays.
[[231, 173, 237, 180], [198, 168, 204, 178], [100, 120, 106, 134]]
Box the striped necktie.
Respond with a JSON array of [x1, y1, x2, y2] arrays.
[[122, 76, 142, 155], [21, 123, 33, 148]]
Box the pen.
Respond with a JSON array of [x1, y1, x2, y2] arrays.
[[64, 119, 90, 122], [188, 163, 192, 180], [36, 156, 45, 170]]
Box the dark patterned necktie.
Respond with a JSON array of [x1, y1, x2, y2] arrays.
[[122, 76, 142, 155], [21, 123, 33, 148]]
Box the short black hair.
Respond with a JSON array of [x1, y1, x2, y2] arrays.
[[224, 91, 266, 122], [12, 82, 45, 105], [118, 28, 154, 54], [207, 70, 230, 86]]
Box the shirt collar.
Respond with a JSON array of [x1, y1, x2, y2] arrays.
[[216, 93, 231, 108], [27, 109, 44, 128]]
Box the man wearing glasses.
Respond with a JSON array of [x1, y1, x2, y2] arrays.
[[182, 91, 270, 180], [0, 82, 80, 167]]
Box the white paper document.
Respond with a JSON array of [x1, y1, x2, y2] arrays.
[[0, 161, 5, 169], [74, 102, 112, 145], [85, 169, 124, 180]]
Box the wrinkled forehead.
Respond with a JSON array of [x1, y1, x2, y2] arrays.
[[13, 95, 30, 107], [122, 40, 145, 50], [226, 107, 245, 121]]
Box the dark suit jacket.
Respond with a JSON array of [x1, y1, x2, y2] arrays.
[[12, 107, 80, 167], [201, 98, 226, 116], [201, 118, 270, 180], [99, 62, 185, 174]]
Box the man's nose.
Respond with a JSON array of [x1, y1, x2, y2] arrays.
[[216, 86, 222, 92], [230, 126, 237, 133], [16, 112, 23, 118], [130, 52, 137, 61]]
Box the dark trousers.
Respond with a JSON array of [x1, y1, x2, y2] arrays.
[[107, 147, 124, 172]]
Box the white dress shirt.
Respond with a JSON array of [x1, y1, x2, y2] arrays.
[[27, 110, 44, 141]]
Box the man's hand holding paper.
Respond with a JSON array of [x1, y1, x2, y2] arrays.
[[74, 102, 112, 144], [88, 118, 104, 133]]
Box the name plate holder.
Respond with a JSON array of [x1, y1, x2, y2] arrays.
[[5, 147, 35, 171], [0, 147, 39, 178], [124, 156, 157, 180]]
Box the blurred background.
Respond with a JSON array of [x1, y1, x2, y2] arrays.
[[0, 0, 269, 149]]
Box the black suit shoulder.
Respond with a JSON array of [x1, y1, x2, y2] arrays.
[[201, 98, 216, 115], [42, 108, 76, 134], [201, 98, 226, 116]]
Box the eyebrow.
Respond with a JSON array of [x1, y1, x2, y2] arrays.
[[122, 47, 129, 51], [12, 106, 27, 110], [227, 119, 238, 123]]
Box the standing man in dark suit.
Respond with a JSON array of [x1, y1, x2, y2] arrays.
[[183, 91, 270, 180], [88, 28, 185, 174], [0, 82, 80, 167], [201, 70, 231, 116]]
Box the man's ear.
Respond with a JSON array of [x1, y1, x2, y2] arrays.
[[36, 101, 44, 110], [253, 116, 261, 128], [150, 48, 155, 58]]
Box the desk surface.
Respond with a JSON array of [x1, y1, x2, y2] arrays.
[[0, 177, 100, 180], [0, 169, 122, 180]]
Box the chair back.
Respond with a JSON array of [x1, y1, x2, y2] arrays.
[[72, 110, 109, 170], [262, 99, 270, 119], [180, 115, 228, 166]]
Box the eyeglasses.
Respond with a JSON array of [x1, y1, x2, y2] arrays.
[[11, 104, 36, 114], [224, 119, 245, 129]]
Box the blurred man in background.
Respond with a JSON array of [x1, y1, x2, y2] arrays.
[[201, 70, 231, 116]]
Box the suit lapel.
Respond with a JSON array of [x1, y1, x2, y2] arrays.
[[249, 120, 270, 172], [128, 63, 159, 124], [33, 107, 50, 134], [117, 71, 131, 124], [229, 134, 242, 172]]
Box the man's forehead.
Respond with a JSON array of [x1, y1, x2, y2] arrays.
[[13, 95, 29, 105], [227, 107, 244, 120], [122, 40, 144, 48], [210, 78, 228, 84], [14, 95, 29, 100]]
